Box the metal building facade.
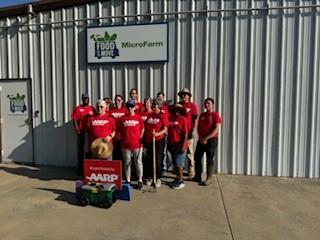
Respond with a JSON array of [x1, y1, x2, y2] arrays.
[[0, 0, 319, 178]]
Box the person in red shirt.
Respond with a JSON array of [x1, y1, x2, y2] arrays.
[[71, 93, 95, 174], [167, 104, 188, 190], [109, 95, 128, 161], [86, 100, 116, 160], [156, 91, 170, 116], [178, 88, 198, 179], [103, 97, 113, 114], [143, 99, 168, 187], [129, 88, 144, 113], [119, 100, 145, 189], [140, 97, 153, 123], [156, 91, 173, 172], [194, 98, 222, 185]]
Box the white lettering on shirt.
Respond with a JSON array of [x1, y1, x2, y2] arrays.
[[92, 120, 109, 126], [123, 120, 139, 127], [147, 118, 160, 125], [111, 112, 125, 118]]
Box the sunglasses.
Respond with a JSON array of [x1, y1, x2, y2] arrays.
[[115, 99, 122, 102], [97, 106, 105, 108]]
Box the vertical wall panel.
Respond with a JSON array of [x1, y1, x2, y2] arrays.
[[0, 0, 319, 177]]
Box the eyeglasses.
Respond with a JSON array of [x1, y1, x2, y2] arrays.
[[115, 99, 122, 102], [97, 106, 105, 108]]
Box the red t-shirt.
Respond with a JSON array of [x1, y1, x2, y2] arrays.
[[86, 113, 116, 145], [168, 114, 188, 144], [198, 111, 222, 139], [140, 109, 153, 123], [134, 101, 144, 113], [119, 114, 144, 150], [161, 103, 169, 116], [144, 112, 169, 143], [110, 107, 128, 142], [71, 105, 95, 132], [181, 101, 198, 135]]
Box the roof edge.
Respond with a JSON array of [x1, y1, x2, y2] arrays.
[[0, 0, 105, 19]]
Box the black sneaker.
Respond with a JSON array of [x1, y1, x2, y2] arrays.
[[137, 181, 143, 190], [171, 180, 185, 190], [168, 178, 179, 187]]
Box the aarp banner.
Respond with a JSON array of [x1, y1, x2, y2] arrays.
[[87, 23, 168, 64], [84, 159, 122, 189]]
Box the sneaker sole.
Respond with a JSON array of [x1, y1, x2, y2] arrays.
[[172, 184, 185, 189]]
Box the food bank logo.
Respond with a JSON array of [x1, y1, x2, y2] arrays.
[[90, 32, 119, 59], [7, 93, 27, 113]]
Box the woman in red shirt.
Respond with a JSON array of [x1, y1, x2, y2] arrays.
[[140, 97, 153, 123], [194, 98, 222, 185], [119, 100, 145, 189], [109, 95, 128, 161], [167, 104, 188, 190], [143, 99, 168, 187]]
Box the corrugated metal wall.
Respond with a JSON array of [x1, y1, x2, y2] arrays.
[[0, 0, 319, 178]]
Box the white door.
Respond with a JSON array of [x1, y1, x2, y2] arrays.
[[0, 80, 33, 163]]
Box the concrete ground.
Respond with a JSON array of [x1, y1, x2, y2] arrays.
[[0, 163, 319, 240]]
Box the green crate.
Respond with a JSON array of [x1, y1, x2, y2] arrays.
[[80, 183, 117, 208]]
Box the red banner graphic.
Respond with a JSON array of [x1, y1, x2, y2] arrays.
[[83, 159, 122, 189]]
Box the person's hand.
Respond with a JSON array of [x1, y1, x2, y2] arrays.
[[76, 130, 81, 135], [200, 137, 207, 145], [153, 131, 158, 137], [105, 136, 112, 142]]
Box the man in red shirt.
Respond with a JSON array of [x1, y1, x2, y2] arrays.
[[86, 100, 116, 160], [119, 100, 145, 189], [178, 88, 198, 179], [71, 93, 94, 174], [144, 99, 168, 187], [156, 91, 170, 116], [194, 98, 222, 185], [129, 88, 144, 113]]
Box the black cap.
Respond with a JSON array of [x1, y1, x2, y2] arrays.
[[82, 93, 89, 99]]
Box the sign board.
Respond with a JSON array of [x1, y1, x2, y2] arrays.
[[6, 92, 28, 115], [87, 23, 168, 63], [83, 159, 122, 189]]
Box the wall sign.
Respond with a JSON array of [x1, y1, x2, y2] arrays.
[[87, 23, 168, 63], [7, 93, 27, 115]]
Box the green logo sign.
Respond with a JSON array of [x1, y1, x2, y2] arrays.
[[7, 93, 27, 113], [90, 32, 119, 59]]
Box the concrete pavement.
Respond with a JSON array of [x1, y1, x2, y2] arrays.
[[0, 163, 319, 240]]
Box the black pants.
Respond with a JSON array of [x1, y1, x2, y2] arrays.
[[144, 138, 165, 179], [77, 133, 85, 173], [194, 139, 218, 173]]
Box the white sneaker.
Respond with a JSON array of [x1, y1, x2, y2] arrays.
[[172, 181, 185, 190], [146, 179, 152, 186], [155, 179, 161, 188]]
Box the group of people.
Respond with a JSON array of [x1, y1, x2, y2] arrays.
[[72, 88, 221, 190]]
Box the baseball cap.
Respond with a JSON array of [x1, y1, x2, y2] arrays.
[[126, 99, 135, 108], [82, 93, 89, 99]]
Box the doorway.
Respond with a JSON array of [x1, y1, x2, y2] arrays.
[[0, 79, 34, 163]]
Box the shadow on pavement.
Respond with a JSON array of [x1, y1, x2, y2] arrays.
[[0, 164, 80, 181], [36, 187, 81, 206]]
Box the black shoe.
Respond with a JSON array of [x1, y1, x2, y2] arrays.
[[137, 181, 143, 190]]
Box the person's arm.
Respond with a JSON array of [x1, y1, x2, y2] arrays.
[[105, 130, 116, 142], [201, 124, 220, 144], [154, 126, 167, 137], [73, 119, 80, 134], [140, 127, 145, 140], [190, 103, 198, 138]]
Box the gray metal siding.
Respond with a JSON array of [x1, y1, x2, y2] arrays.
[[0, 0, 319, 178]]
